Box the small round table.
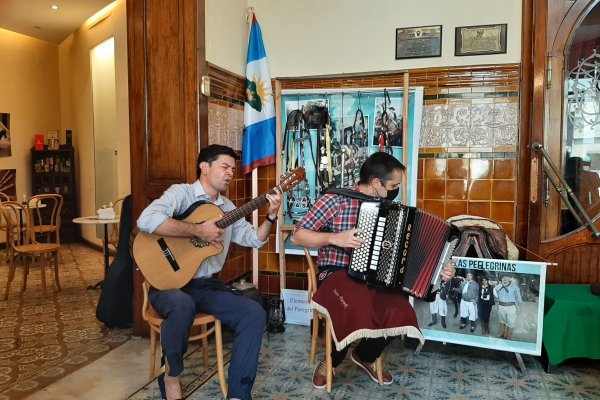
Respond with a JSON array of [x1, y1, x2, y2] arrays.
[[73, 215, 120, 289]]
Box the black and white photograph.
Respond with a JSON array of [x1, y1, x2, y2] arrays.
[[412, 257, 547, 355], [0, 112, 12, 157]]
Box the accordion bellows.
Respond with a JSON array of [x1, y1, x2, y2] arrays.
[[348, 201, 460, 299]]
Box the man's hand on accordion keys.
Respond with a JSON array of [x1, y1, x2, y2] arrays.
[[440, 260, 457, 283], [330, 228, 366, 249]]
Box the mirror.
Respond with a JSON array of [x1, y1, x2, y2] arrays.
[[90, 37, 118, 238]]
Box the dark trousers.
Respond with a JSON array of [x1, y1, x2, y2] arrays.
[[331, 337, 394, 368], [149, 278, 266, 400]]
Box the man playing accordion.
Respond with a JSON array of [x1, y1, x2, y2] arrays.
[[292, 152, 456, 389]]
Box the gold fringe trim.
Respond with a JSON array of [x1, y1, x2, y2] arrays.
[[311, 300, 425, 352]]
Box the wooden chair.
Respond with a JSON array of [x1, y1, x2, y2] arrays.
[[27, 194, 63, 244], [104, 197, 125, 253], [1, 201, 61, 300], [303, 247, 382, 392], [141, 281, 227, 399], [0, 191, 11, 262]]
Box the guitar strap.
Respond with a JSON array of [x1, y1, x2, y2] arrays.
[[173, 200, 210, 220]]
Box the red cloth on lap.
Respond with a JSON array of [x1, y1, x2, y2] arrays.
[[311, 270, 424, 351]]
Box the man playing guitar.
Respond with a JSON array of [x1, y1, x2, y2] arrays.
[[137, 144, 282, 400]]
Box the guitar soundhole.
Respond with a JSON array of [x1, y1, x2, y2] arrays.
[[189, 237, 209, 248]]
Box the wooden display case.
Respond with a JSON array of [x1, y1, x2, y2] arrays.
[[31, 147, 79, 243]]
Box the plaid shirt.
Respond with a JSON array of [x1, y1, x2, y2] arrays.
[[293, 191, 362, 270]]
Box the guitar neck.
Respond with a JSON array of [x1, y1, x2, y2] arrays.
[[216, 188, 278, 229]]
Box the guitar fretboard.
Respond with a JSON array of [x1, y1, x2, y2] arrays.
[[216, 189, 278, 228]]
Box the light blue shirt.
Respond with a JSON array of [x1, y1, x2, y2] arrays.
[[493, 282, 522, 305], [137, 180, 267, 278]]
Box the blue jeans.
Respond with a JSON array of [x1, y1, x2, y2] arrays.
[[149, 278, 266, 400]]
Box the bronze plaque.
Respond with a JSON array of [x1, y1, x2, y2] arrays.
[[455, 24, 507, 56], [395, 25, 442, 60]]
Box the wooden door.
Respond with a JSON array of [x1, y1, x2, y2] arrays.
[[127, 0, 207, 335], [528, 0, 600, 283]]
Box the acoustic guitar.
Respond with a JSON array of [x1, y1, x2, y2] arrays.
[[132, 168, 305, 290]]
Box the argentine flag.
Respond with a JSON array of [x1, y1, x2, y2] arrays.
[[242, 15, 276, 174]]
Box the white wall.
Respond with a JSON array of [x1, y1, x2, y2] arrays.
[[58, 0, 130, 245], [206, 0, 522, 77], [206, 0, 249, 75], [0, 29, 60, 200]]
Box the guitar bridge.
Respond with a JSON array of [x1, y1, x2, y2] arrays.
[[157, 237, 180, 272], [190, 237, 209, 248]]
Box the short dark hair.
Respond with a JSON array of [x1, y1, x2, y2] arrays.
[[358, 152, 406, 185], [196, 144, 237, 178]]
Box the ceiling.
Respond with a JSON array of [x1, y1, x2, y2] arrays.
[[0, 0, 115, 44]]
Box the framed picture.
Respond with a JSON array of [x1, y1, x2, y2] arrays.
[[395, 25, 442, 59], [455, 23, 507, 56], [411, 256, 548, 356]]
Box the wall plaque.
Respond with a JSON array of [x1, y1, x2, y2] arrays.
[[395, 25, 442, 59]]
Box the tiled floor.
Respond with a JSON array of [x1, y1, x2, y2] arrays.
[[47, 323, 598, 400]]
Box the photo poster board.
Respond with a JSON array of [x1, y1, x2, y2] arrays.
[[278, 88, 424, 255], [411, 256, 547, 356]]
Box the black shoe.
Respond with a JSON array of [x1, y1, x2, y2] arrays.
[[459, 324, 466, 329]]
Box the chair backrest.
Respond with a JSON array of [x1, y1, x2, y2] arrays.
[[108, 197, 126, 245], [0, 192, 11, 229], [303, 247, 319, 301], [0, 201, 27, 248], [28, 194, 63, 243]]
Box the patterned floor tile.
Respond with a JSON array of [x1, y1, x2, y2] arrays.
[[131, 322, 600, 400]]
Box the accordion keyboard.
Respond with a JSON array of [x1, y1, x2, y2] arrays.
[[351, 202, 380, 273], [376, 207, 405, 285]]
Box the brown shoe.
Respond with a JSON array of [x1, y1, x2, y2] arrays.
[[312, 359, 328, 389], [351, 349, 393, 385]]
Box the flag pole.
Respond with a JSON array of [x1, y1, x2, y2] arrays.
[[246, 7, 260, 289]]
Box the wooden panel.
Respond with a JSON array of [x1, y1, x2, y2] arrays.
[[146, 1, 183, 180], [542, 221, 600, 284], [127, 0, 203, 336]]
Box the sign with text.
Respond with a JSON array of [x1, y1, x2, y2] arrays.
[[411, 256, 548, 356], [281, 289, 312, 326]]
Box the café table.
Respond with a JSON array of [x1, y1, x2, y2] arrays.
[[543, 284, 600, 370], [73, 215, 120, 289]]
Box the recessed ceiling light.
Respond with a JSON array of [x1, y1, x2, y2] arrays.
[[51, 5, 59, 10]]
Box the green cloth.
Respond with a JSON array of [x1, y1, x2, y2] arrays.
[[543, 284, 600, 366]]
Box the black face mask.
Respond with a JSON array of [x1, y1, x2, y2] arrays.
[[385, 187, 400, 201]]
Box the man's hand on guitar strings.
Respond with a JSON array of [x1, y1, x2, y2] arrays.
[[265, 187, 283, 217], [194, 215, 225, 247]]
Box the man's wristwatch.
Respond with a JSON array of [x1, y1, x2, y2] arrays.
[[265, 214, 278, 224]]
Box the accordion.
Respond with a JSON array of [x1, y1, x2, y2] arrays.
[[348, 201, 460, 299]]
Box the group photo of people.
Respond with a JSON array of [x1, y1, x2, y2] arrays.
[[413, 267, 542, 346]]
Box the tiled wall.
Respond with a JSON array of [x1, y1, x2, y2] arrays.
[[418, 87, 519, 238], [205, 63, 520, 293], [206, 63, 253, 283]]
